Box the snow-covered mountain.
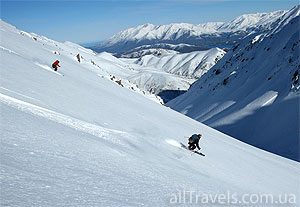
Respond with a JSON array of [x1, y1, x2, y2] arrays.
[[91, 10, 287, 56], [121, 48, 179, 58], [167, 5, 300, 161], [121, 43, 210, 58], [134, 48, 225, 78], [1, 19, 299, 207], [126, 68, 195, 101], [89, 51, 196, 102], [115, 48, 225, 103], [117, 47, 225, 103]]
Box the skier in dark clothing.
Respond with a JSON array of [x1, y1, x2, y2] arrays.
[[188, 134, 202, 151], [52, 60, 60, 71]]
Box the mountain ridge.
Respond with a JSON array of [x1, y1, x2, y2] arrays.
[[91, 9, 288, 56]]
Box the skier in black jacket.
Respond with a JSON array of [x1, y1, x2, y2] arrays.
[[188, 134, 202, 151]]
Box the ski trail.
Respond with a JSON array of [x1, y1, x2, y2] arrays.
[[0, 93, 130, 146], [165, 139, 181, 148], [262, 91, 278, 107], [0, 45, 19, 55], [34, 62, 63, 76], [0, 87, 40, 102]]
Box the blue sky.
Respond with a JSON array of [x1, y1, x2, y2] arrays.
[[1, 0, 298, 44]]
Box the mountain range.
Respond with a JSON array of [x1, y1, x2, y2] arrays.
[[90, 9, 287, 56]]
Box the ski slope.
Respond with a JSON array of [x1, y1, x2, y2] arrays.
[[0, 20, 299, 206]]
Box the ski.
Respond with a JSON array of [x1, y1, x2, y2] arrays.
[[53, 70, 64, 76], [180, 142, 205, 156]]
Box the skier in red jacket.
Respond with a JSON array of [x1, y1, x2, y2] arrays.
[[52, 60, 60, 71]]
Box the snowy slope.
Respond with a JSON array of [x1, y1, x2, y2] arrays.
[[93, 52, 197, 99], [134, 48, 225, 78], [6, 24, 220, 104], [126, 68, 195, 96], [92, 10, 287, 55], [168, 5, 300, 161], [121, 48, 225, 100], [1, 19, 299, 207]]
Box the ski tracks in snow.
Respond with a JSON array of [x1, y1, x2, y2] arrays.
[[0, 93, 133, 147], [34, 62, 64, 76], [0, 46, 19, 55], [165, 139, 181, 148]]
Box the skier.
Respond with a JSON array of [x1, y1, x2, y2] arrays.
[[52, 60, 60, 71], [188, 134, 202, 151]]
